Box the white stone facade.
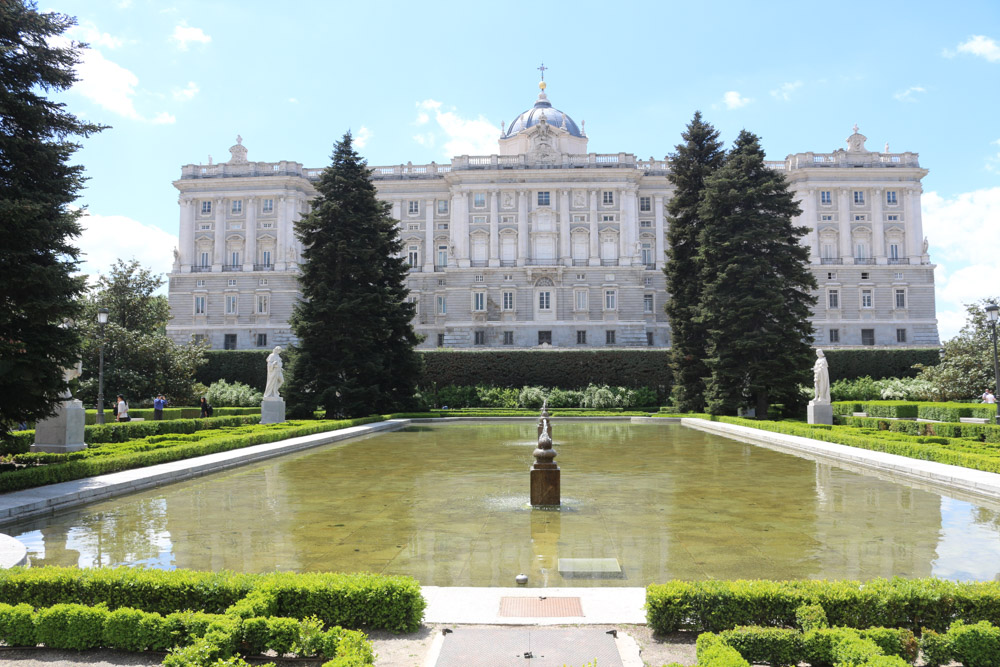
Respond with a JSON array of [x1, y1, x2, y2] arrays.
[[167, 88, 939, 350]]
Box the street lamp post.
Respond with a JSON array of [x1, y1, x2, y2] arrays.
[[987, 303, 1000, 425], [96, 308, 109, 425]]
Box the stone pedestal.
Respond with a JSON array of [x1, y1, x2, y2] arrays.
[[808, 400, 833, 425], [261, 398, 286, 424], [31, 399, 87, 453], [530, 467, 561, 506]]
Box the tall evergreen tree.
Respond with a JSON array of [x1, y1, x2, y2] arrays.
[[697, 130, 817, 418], [664, 111, 724, 412], [0, 2, 105, 436], [285, 132, 421, 418]]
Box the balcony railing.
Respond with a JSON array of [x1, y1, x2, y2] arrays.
[[645, 263, 657, 270], [820, 258, 843, 265], [572, 259, 589, 266], [222, 265, 243, 272], [253, 264, 273, 271], [406, 265, 423, 272], [601, 259, 619, 266], [191, 265, 212, 272], [500, 259, 516, 267], [854, 257, 876, 265], [887, 257, 910, 265], [470, 260, 489, 267], [526, 259, 559, 266], [433, 265, 446, 272]]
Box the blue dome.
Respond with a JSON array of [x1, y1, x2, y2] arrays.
[[503, 91, 583, 139]]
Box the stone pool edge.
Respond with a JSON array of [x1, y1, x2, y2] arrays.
[[682, 418, 1000, 502], [0, 418, 412, 527]]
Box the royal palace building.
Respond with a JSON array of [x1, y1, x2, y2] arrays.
[[166, 79, 939, 350]]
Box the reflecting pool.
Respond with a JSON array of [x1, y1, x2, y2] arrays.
[[8, 422, 1000, 586]]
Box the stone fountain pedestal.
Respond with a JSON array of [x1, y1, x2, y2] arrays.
[[808, 399, 833, 425], [31, 399, 87, 453], [530, 403, 560, 506], [261, 397, 285, 424]]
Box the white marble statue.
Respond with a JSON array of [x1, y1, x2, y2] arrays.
[[812, 349, 831, 404], [264, 346, 284, 398]]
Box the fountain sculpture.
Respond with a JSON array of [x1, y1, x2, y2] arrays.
[[530, 400, 560, 506]]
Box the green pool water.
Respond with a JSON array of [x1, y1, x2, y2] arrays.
[[8, 421, 1000, 586]]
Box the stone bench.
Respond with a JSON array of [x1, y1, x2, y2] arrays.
[[852, 412, 868, 418], [960, 417, 991, 424]]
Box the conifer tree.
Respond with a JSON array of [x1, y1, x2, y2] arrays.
[[697, 130, 817, 418], [0, 2, 105, 436], [285, 132, 421, 418], [664, 111, 723, 412]]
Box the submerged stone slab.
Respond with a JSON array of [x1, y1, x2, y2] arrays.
[[558, 558, 623, 578]]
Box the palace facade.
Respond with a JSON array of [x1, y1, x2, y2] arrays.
[[166, 81, 939, 350]]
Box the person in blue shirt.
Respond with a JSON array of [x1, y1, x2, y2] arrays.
[[153, 394, 167, 420]]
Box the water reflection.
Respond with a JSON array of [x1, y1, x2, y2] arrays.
[[7, 422, 1000, 585]]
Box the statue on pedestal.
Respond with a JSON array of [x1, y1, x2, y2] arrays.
[[812, 349, 831, 404], [264, 346, 284, 398]]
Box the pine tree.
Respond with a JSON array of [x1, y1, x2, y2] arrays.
[[664, 111, 724, 412], [697, 130, 817, 418], [0, 2, 105, 436], [285, 132, 422, 418]]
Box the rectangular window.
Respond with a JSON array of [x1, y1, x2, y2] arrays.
[[256, 333, 267, 347], [473, 292, 485, 312], [537, 191, 550, 206], [437, 245, 448, 266], [639, 196, 651, 212], [261, 250, 271, 267], [256, 295, 268, 314], [572, 214, 587, 222], [861, 329, 875, 346], [224, 334, 237, 350], [472, 215, 487, 224], [895, 289, 906, 309], [200, 252, 210, 267], [407, 223, 420, 231], [896, 328, 907, 343], [577, 330, 587, 344], [641, 243, 653, 265], [437, 296, 447, 315], [502, 291, 514, 310], [861, 271, 870, 281], [821, 215, 833, 221], [820, 191, 832, 205], [201, 200, 212, 214], [647, 331, 654, 346], [602, 191, 614, 205], [407, 246, 419, 266], [474, 331, 485, 345], [538, 331, 552, 345], [259, 277, 269, 285], [854, 215, 866, 222], [262, 199, 273, 213], [538, 291, 551, 310], [196, 279, 205, 287], [261, 222, 273, 229], [437, 333, 445, 347], [889, 243, 899, 260], [575, 290, 588, 311], [194, 296, 206, 315], [886, 191, 898, 205], [473, 275, 484, 284], [645, 277, 653, 287], [437, 223, 449, 230], [601, 214, 616, 222], [503, 331, 514, 345], [853, 190, 865, 205], [894, 272, 904, 280], [408, 201, 419, 215], [829, 328, 840, 343], [605, 289, 617, 310], [643, 294, 654, 313], [504, 274, 514, 281], [437, 200, 449, 215], [474, 193, 486, 208], [887, 214, 899, 221], [231, 200, 243, 214], [861, 289, 873, 309], [228, 279, 237, 287], [639, 220, 653, 228], [606, 330, 616, 345], [199, 223, 212, 230], [827, 272, 837, 280], [828, 289, 839, 309], [230, 251, 240, 266]]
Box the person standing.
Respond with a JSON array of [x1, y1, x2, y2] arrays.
[[153, 394, 167, 420], [116, 395, 130, 422], [199, 397, 212, 418], [984, 389, 997, 404]]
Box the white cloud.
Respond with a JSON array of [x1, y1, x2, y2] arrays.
[[894, 85, 926, 103], [150, 111, 176, 124], [71, 21, 125, 49], [75, 212, 177, 286], [117, 0, 133, 8], [172, 81, 199, 102], [956, 35, 1000, 62], [770, 81, 802, 102], [288, 97, 298, 104], [922, 186, 1000, 339], [72, 47, 141, 119], [987, 139, 1000, 172], [171, 21, 211, 51], [722, 91, 752, 109], [353, 125, 372, 149], [411, 99, 498, 158]]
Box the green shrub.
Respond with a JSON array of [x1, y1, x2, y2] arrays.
[[238, 616, 269, 656], [519, 386, 547, 409], [475, 386, 520, 408], [717, 626, 802, 666], [696, 632, 752, 667], [860, 627, 918, 663], [205, 380, 264, 407], [0, 602, 36, 646], [546, 387, 584, 408], [266, 616, 300, 655], [919, 628, 952, 667], [163, 634, 232, 667], [948, 620, 1000, 667], [34, 602, 107, 650], [103, 607, 158, 652], [292, 615, 327, 657], [795, 603, 829, 631]]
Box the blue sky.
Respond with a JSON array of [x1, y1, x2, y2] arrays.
[[47, 0, 1000, 340]]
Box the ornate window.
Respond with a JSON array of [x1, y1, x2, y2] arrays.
[[537, 191, 550, 206]]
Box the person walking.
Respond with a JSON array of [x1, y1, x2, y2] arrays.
[[116, 395, 130, 422], [199, 397, 212, 418], [153, 394, 167, 420]]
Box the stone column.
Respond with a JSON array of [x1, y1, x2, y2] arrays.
[[801, 189, 819, 263], [517, 190, 528, 266], [906, 187, 924, 261], [179, 197, 195, 271], [618, 188, 629, 260], [654, 195, 665, 269], [837, 188, 852, 260], [276, 195, 288, 270], [244, 196, 256, 271], [424, 198, 435, 272], [213, 198, 225, 269], [449, 193, 462, 267], [588, 190, 599, 266], [489, 191, 500, 266], [559, 189, 571, 266], [872, 188, 885, 262]]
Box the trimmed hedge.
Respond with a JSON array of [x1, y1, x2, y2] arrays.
[[821, 348, 940, 382], [921, 620, 1000, 667], [83, 406, 260, 425], [646, 578, 1000, 634], [833, 401, 997, 422], [0, 566, 424, 633], [836, 415, 1000, 443], [196, 350, 270, 391]]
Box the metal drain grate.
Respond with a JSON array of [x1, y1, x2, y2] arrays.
[[498, 596, 584, 617]]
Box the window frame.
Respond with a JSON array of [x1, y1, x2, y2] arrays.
[[604, 289, 617, 311], [853, 190, 865, 205], [829, 328, 840, 343], [256, 294, 269, 314], [473, 192, 486, 208], [828, 289, 840, 309], [576, 330, 587, 345], [537, 191, 551, 206], [643, 293, 654, 314], [602, 191, 614, 206], [861, 288, 873, 309], [605, 330, 616, 345], [231, 199, 243, 215], [502, 290, 515, 311], [473, 291, 486, 312], [639, 196, 651, 212]]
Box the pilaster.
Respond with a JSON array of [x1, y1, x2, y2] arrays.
[[213, 198, 225, 269], [559, 189, 571, 266], [489, 191, 500, 266], [179, 197, 195, 271], [906, 187, 924, 261], [588, 189, 599, 266], [837, 188, 852, 260], [424, 198, 435, 272], [654, 195, 665, 269], [802, 189, 818, 263], [276, 195, 287, 271], [243, 196, 257, 271], [517, 190, 528, 266], [872, 188, 884, 262]]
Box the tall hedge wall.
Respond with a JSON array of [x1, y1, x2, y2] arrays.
[[196, 347, 941, 392]]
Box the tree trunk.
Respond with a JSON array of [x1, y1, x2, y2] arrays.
[[755, 389, 769, 420]]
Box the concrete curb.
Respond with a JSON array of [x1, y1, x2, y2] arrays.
[[0, 419, 411, 526], [683, 418, 1000, 502]]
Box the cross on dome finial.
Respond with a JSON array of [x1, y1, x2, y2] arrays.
[[852, 123, 859, 134], [537, 63, 547, 80]]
